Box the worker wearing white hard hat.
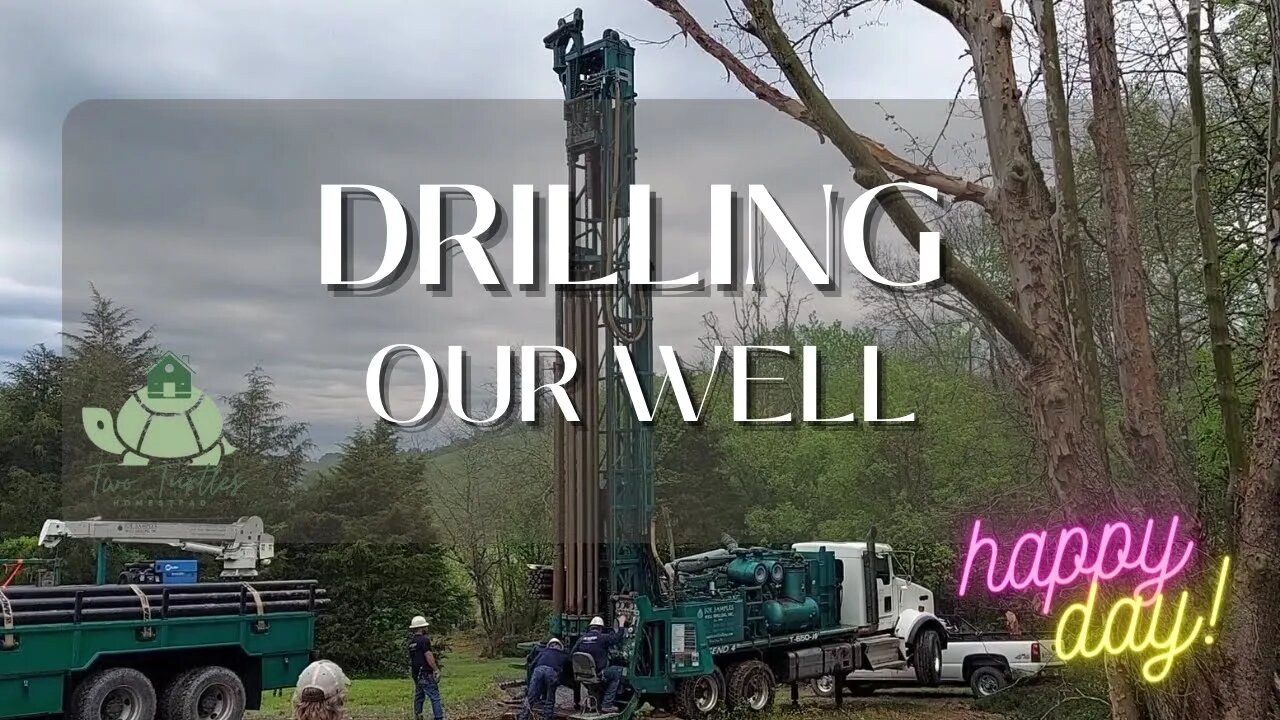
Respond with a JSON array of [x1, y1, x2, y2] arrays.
[[571, 614, 629, 712], [408, 616, 444, 720], [519, 637, 570, 720], [292, 660, 350, 720]]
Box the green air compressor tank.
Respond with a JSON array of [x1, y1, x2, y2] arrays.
[[782, 567, 806, 601], [726, 558, 769, 586], [763, 597, 820, 633]]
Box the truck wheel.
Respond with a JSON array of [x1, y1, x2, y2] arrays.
[[70, 667, 158, 720], [164, 666, 247, 720], [810, 675, 835, 697], [968, 667, 1008, 698], [675, 668, 725, 718], [159, 669, 196, 720], [726, 660, 774, 712], [912, 628, 942, 686]]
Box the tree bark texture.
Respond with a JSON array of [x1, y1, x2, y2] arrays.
[[1028, 0, 1109, 466], [1269, 0, 1280, 311], [941, 0, 1123, 517], [1218, 5, 1280, 717], [1188, 0, 1249, 516], [1080, 0, 1190, 520]]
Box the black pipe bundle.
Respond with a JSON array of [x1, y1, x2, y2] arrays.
[[7, 599, 331, 625], [0, 579, 318, 599], [0, 580, 328, 626], [6, 589, 326, 611]]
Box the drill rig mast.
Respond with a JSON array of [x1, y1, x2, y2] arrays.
[[532, 14, 949, 719], [543, 9, 659, 639]]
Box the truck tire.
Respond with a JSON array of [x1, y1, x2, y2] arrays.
[[159, 669, 198, 720], [163, 666, 247, 720], [70, 667, 158, 720], [968, 666, 1008, 698], [912, 628, 942, 686], [726, 660, 774, 712], [810, 675, 835, 698], [675, 667, 725, 718]]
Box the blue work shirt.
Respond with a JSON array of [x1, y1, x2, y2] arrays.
[[531, 646, 570, 673], [571, 627, 623, 672]]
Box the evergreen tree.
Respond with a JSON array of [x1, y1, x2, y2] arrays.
[[0, 344, 64, 534], [58, 287, 160, 518], [218, 367, 312, 523], [280, 422, 469, 674]]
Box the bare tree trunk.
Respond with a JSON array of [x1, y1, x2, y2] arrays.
[[1028, 0, 1109, 464], [953, 0, 1123, 515], [1269, 0, 1280, 312], [1218, 6, 1280, 717], [1080, 1, 1198, 714], [1081, 0, 1188, 516], [736, 0, 1118, 516], [1188, 0, 1249, 516]]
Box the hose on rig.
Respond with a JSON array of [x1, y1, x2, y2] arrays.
[[602, 77, 648, 346]]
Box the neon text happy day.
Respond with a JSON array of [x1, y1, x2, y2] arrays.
[[958, 516, 1230, 683]]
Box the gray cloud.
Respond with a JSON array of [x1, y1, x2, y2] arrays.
[[3, 0, 978, 451]]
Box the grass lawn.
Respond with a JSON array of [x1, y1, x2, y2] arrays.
[[248, 641, 1003, 720], [250, 645, 525, 719]]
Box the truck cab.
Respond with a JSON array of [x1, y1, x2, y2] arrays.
[[792, 541, 947, 683]]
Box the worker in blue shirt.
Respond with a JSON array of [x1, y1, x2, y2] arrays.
[[408, 616, 443, 720], [571, 615, 628, 711], [519, 638, 569, 720]]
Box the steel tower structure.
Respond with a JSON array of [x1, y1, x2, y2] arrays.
[[542, 8, 658, 640]]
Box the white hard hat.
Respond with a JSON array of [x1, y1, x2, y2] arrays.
[[296, 660, 350, 701], [410, 616, 430, 629], [589, 616, 604, 627], [548, 638, 563, 648]]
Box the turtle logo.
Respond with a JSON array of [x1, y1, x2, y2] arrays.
[[82, 352, 236, 466]]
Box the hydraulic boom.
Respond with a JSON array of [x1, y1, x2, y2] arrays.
[[38, 516, 275, 578]]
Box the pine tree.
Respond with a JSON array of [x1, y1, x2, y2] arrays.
[[280, 421, 469, 674], [218, 367, 312, 523]]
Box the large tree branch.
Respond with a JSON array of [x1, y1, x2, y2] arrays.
[[690, 0, 1036, 359], [644, 0, 990, 206]]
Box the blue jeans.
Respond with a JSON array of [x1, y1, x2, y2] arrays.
[[601, 665, 623, 708], [518, 665, 559, 720], [414, 671, 443, 720]]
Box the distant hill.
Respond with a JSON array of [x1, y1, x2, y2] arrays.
[[300, 424, 540, 484]]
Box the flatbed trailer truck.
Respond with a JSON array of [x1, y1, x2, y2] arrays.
[[0, 581, 323, 720], [2, 518, 324, 720]]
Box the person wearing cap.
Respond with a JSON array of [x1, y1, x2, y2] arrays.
[[292, 660, 350, 720], [408, 615, 444, 720], [570, 615, 628, 712], [519, 637, 569, 720]]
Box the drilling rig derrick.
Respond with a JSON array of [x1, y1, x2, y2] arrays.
[[542, 8, 657, 641]]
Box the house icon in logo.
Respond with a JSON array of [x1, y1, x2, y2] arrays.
[[147, 351, 194, 400]]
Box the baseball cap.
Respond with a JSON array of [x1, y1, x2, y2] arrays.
[[296, 660, 350, 701]]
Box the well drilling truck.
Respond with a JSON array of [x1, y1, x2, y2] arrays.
[[0, 517, 326, 720], [527, 10, 948, 719]]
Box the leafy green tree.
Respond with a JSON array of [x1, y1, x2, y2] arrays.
[[0, 344, 63, 534], [280, 422, 470, 674]]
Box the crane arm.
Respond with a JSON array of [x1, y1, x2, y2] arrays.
[[38, 516, 274, 578]]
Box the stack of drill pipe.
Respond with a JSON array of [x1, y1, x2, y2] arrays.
[[553, 189, 604, 620], [0, 580, 328, 625]]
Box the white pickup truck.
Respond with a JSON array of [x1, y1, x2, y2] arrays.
[[812, 616, 1062, 698]]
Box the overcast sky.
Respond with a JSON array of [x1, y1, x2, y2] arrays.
[[1, 0, 976, 452]]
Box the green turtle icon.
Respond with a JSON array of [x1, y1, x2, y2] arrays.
[[82, 352, 235, 466]]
